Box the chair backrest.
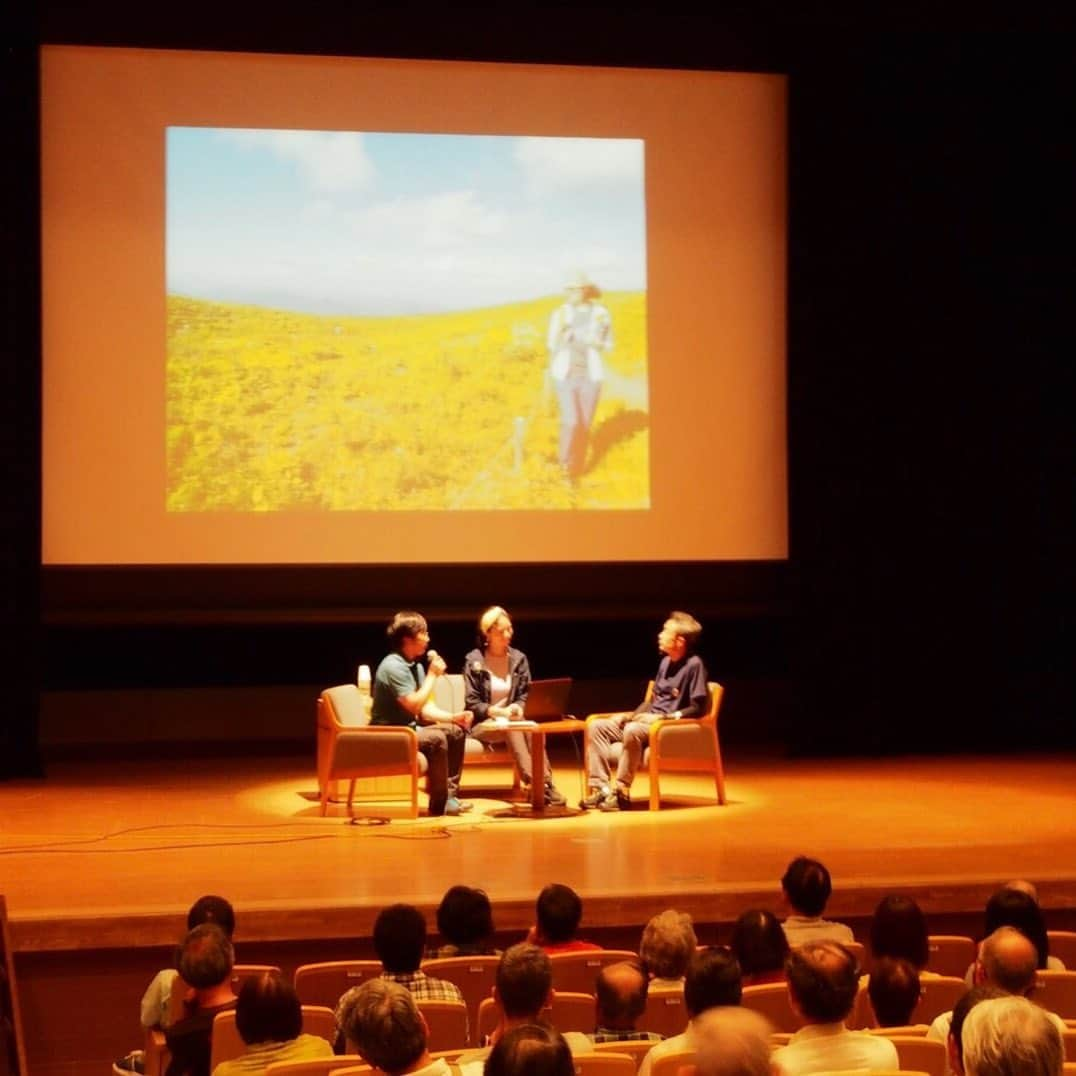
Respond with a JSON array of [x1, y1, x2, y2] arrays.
[[294, 961, 383, 1010], [1048, 932, 1076, 971], [433, 674, 467, 713], [1034, 971, 1076, 1020], [550, 951, 639, 995], [421, 955, 500, 1045], [264, 1057, 366, 1076], [209, 999, 335, 1073], [640, 984, 688, 1039], [845, 941, 869, 974], [740, 982, 803, 1034], [1063, 1027, 1076, 1063], [868, 1026, 930, 1037], [574, 1053, 636, 1076], [476, 992, 596, 1044], [648, 1048, 697, 1076], [911, 976, 967, 1025], [887, 1036, 948, 1076], [416, 998, 470, 1052], [301, 1004, 339, 1045], [926, 936, 977, 978], [593, 1040, 659, 1069], [322, 685, 372, 728]]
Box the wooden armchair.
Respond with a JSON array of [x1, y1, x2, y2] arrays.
[[584, 682, 726, 809], [317, 685, 421, 817]]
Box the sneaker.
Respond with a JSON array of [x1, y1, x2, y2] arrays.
[[598, 791, 621, 811], [580, 787, 608, 810], [113, 1051, 145, 1075], [444, 798, 474, 816], [544, 784, 567, 807]]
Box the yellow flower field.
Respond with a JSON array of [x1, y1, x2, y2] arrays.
[[166, 293, 649, 511]]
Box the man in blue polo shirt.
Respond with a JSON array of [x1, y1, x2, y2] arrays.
[[371, 611, 474, 817]]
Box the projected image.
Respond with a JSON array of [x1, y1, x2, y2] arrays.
[[166, 129, 649, 512]]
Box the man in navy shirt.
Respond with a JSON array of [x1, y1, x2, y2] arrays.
[[582, 611, 709, 812], [371, 611, 474, 817]]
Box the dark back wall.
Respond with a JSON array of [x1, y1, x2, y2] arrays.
[[4, 9, 1072, 776]]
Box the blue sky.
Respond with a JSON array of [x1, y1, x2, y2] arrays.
[[167, 128, 647, 315]]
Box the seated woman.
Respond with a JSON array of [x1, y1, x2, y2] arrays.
[[962, 884, 1065, 985], [430, 885, 502, 958], [212, 972, 332, 1076], [464, 606, 565, 806], [729, 908, 789, 987], [870, 894, 934, 972]]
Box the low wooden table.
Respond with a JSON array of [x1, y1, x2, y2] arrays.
[[523, 717, 586, 813]]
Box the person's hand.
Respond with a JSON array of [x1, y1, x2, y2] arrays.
[[426, 650, 447, 677], [508, 703, 524, 720], [454, 710, 474, 731]]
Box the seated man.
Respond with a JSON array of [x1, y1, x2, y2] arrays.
[[339, 978, 450, 1076], [772, 943, 898, 1076], [371, 611, 473, 817], [867, 956, 922, 1028], [582, 612, 708, 812], [779, 857, 855, 947], [526, 884, 600, 953], [485, 1024, 576, 1076], [162, 924, 238, 1076], [693, 1007, 775, 1076], [590, 961, 663, 1043], [639, 946, 743, 1076], [962, 996, 1064, 1076]]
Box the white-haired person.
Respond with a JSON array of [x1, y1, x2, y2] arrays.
[[961, 995, 1063, 1076], [463, 605, 565, 806], [546, 271, 613, 480]]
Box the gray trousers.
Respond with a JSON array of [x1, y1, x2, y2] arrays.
[[587, 713, 660, 790], [470, 723, 552, 785]]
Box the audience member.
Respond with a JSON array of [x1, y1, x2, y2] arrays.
[[779, 858, 854, 947], [338, 979, 448, 1076], [432, 886, 500, 958], [484, 1024, 575, 1076], [928, 927, 1067, 1047], [457, 944, 591, 1076], [965, 887, 1063, 982], [590, 961, 662, 1043], [163, 924, 238, 1076], [639, 946, 743, 1076], [962, 996, 1064, 1076], [211, 972, 332, 1076], [693, 1007, 775, 1076], [867, 956, 921, 1028], [771, 942, 897, 1076], [640, 911, 697, 985], [730, 909, 790, 987], [947, 986, 1006, 1076], [869, 895, 930, 971], [527, 885, 600, 953]]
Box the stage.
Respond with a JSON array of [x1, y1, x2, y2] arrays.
[[4, 749, 1076, 1075]]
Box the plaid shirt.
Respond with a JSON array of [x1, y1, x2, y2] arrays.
[[335, 970, 465, 1035], [590, 1028, 664, 1043]]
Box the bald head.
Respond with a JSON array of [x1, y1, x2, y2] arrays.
[[786, 943, 859, 1024], [694, 1007, 775, 1076], [595, 961, 649, 1029], [978, 927, 1038, 996]]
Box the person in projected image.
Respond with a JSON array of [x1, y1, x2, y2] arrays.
[[371, 611, 474, 817], [546, 271, 614, 480], [463, 606, 566, 807], [581, 611, 708, 812]]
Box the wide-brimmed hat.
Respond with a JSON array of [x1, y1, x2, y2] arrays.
[[565, 271, 601, 297]]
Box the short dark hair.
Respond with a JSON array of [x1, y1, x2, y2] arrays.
[[340, 979, 426, 1075], [983, 888, 1050, 970], [496, 944, 553, 1019], [595, 961, 649, 1027], [730, 909, 789, 979], [950, 985, 1006, 1071], [781, 857, 833, 918], [235, 972, 302, 1045], [868, 957, 921, 1027], [685, 947, 743, 1016], [177, 923, 234, 990], [870, 895, 929, 969], [786, 943, 859, 1023], [387, 611, 428, 650], [484, 1023, 574, 1076], [536, 884, 583, 944], [187, 895, 236, 937], [374, 904, 427, 974], [437, 886, 495, 948]]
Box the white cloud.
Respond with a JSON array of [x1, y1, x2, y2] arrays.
[[348, 190, 507, 249], [220, 129, 375, 193], [514, 137, 644, 193]]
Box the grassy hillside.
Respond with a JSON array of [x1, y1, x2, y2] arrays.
[[166, 292, 649, 511]]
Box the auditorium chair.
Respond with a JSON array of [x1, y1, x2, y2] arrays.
[[884, 1036, 947, 1076], [1049, 932, 1076, 972], [740, 982, 803, 1033], [593, 1040, 659, 1069], [264, 1057, 366, 1076], [640, 983, 688, 1039], [583, 682, 725, 810], [1034, 971, 1076, 1020], [317, 685, 421, 817], [416, 998, 470, 1051], [210, 1004, 336, 1071], [910, 976, 967, 1025], [1062, 1028, 1075, 1063], [648, 1049, 697, 1076], [925, 935, 977, 978], [421, 955, 500, 1044], [476, 992, 595, 1042], [294, 960, 383, 1010], [549, 950, 639, 994], [574, 1054, 637, 1076]]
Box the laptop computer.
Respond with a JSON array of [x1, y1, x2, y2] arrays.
[[523, 677, 574, 722]]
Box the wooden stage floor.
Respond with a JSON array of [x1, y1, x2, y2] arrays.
[[5, 749, 1076, 953]]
